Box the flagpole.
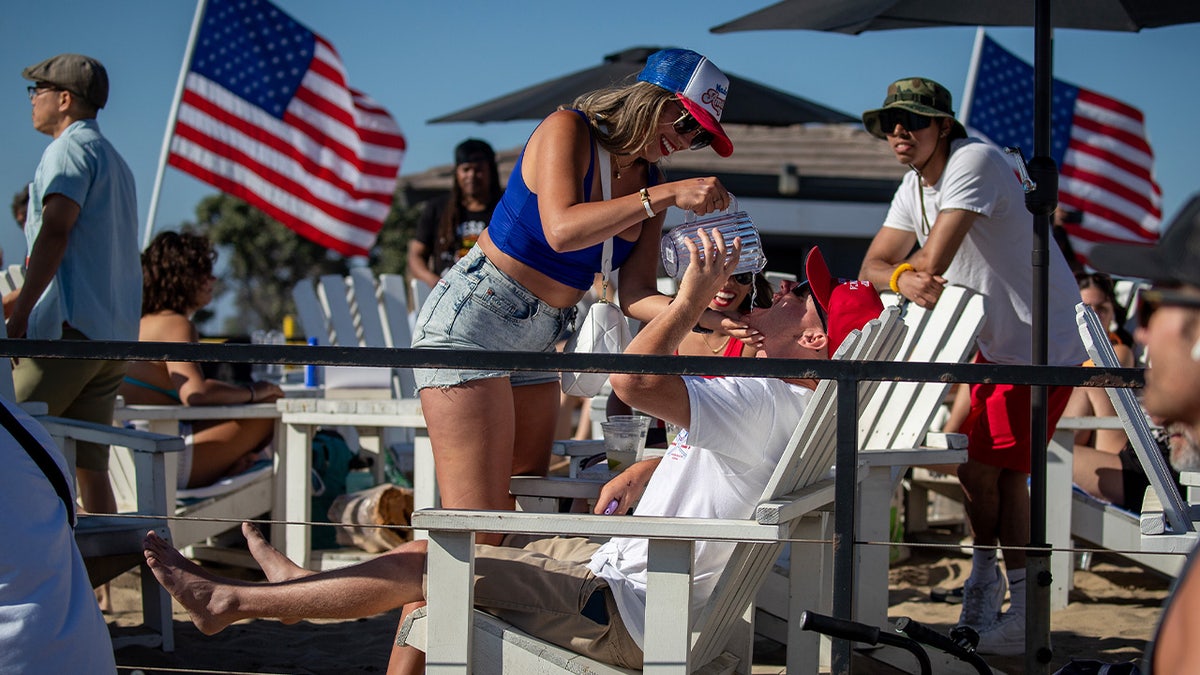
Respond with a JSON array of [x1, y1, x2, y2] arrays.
[[959, 26, 987, 125], [143, 0, 208, 250]]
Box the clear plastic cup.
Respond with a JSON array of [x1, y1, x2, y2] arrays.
[[606, 415, 651, 460], [601, 419, 646, 472], [660, 196, 767, 280]]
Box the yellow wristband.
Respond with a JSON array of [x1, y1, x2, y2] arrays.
[[639, 188, 655, 218], [889, 263, 915, 294]]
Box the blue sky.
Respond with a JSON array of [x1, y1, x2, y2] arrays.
[[2, 1, 1197, 268]]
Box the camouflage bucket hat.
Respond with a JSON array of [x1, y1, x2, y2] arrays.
[[861, 77, 967, 141]]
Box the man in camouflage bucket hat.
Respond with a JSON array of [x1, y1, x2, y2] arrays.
[[858, 76, 1086, 656], [861, 77, 967, 141]]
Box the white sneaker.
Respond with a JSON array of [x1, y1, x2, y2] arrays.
[[958, 566, 1006, 630], [974, 610, 1025, 656]]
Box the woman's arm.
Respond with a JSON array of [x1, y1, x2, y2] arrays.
[[525, 111, 729, 253], [153, 315, 284, 406]]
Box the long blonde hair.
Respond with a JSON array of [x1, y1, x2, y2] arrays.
[[568, 81, 677, 157]]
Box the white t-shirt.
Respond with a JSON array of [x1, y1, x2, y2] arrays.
[[588, 376, 813, 649], [0, 400, 116, 674], [881, 138, 1085, 366]]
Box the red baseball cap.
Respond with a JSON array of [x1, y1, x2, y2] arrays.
[[804, 247, 884, 355]]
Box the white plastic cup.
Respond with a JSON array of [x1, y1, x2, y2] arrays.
[[660, 196, 767, 280]]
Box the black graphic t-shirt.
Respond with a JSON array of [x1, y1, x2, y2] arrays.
[[414, 196, 493, 275]]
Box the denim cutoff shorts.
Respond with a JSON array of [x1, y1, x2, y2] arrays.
[[412, 246, 577, 390]]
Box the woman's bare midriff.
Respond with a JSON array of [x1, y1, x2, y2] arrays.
[[476, 231, 588, 309]]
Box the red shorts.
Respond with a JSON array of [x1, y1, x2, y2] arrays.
[[962, 353, 1073, 473]]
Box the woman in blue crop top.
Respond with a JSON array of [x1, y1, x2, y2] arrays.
[[409, 49, 762, 534]]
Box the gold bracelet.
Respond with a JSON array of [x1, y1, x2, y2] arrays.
[[889, 263, 915, 294], [639, 188, 655, 218]]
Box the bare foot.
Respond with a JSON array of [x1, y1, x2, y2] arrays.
[[242, 522, 311, 582], [143, 530, 241, 635]]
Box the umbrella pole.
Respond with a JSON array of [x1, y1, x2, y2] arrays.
[[1026, 1, 1057, 672]]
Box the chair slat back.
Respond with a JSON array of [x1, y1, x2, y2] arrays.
[[410, 278, 433, 318], [1078, 303, 1192, 533], [690, 306, 905, 665], [317, 275, 360, 347], [858, 286, 984, 451], [347, 267, 388, 349], [291, 279, 333, 346]]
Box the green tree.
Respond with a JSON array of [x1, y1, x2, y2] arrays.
[[186, 192, 420, 334]]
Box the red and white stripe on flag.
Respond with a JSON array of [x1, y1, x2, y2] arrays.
[[168, 0, 406, 257], [965, 35, 1161, 267]]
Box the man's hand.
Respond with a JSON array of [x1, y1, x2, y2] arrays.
[[593, 457, 662, 515], [677, 228, 742, 306], [894, 268, 947, 309]]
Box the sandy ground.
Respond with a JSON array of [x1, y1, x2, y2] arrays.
[[106, 534, 1169, 675]]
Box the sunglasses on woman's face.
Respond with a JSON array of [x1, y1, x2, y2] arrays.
[[672, 109, 714, 151], [876, 109, 934, 135], [1136, 288, 1200, 328], [731, 272, 753, 286]]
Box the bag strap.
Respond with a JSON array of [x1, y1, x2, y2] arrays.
[[0, 401, 75, 526], [596, 147, 615, 301]]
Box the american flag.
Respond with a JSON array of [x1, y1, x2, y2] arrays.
[[168, 0, 406, 257], [964, 34, 1162, 266]]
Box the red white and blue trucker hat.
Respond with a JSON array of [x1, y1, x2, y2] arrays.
[[637, 48, 733, 157]]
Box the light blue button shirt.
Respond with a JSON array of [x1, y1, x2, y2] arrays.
[[26, 119, 141, 341]]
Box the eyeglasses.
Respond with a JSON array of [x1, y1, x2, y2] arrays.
[[731, 272, 753, 286], [671, 108, 714, 151], [1136, 288, 1200, 328], [26, 85, 59, 101], [876, 109, 934, 136]]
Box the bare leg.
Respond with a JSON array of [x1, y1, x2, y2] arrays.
[[188, 418, 275, 488], [996, 470, 1030, 570], [143, 531, 429, 634], [1071, 445, 1127, 505], [422, 378, 560, 545], [957, 459, 1003, 551], [76, 467, 117, 515], [387, 601, 428, 675], [243, 522, 311, 582]]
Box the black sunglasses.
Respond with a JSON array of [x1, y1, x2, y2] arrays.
[[731, 272, 753, 286], [1136, 288, 1200, 328], [876, 109, 934, 135], [671, 109, 714, 151]]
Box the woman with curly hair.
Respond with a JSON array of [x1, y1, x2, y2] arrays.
[[119, 231, 283, 489]]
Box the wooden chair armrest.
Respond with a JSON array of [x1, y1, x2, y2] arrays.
[[551, 439, 605, 457], [509, 475, 605, 500], [413, 509, 789, 542], [39, 416, 184, 453]]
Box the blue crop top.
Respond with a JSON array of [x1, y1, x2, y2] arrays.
[[488, 110, 658, 291]]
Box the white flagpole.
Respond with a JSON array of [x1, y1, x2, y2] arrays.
[[142, 0, 208, 250], [959, 26, 987, 126]]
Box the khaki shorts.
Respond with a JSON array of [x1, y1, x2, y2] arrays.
[[12, 328, 127, 472], [455, 537, 644, 669]]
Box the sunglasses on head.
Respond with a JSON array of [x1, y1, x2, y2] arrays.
[[672, 108, 714, 151], [876, 109, 934, 135], [1136, 287, 1200, 328]]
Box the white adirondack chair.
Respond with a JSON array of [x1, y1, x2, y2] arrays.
[[109, 402, 281, 559], [755, 286, 984, 672], [282, 269, 431, 569], [1046, 303, 1198, 606], [0, 352, 185, 650], [398, 305, 907, 675]]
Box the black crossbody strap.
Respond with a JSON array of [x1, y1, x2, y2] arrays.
[[0, 402, 75, 526]]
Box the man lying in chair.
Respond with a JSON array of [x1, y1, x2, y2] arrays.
[[142, 231, 884, 672]]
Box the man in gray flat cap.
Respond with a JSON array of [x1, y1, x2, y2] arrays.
[[10, 53, 141, 517]]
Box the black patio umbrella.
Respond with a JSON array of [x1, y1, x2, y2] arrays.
[[712, 3, 1200, 673], [428, 46, 856, 126]]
